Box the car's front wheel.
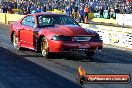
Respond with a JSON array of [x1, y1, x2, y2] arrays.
[[12, 33, 20, 50], [85, 51, 95, 58], [41, 37, 50, 58]]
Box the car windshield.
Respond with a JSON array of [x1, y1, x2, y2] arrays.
[[37, 15, 79, 28]]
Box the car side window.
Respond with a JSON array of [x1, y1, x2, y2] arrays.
[[28, 16, 36, 28], [21, 16, 36, 28], [38, 16, 51, 27], [21, 17, 27, 25]]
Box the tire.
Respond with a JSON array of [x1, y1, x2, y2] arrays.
[[12, 33, 20, 50], [85, 51, 95, 58], [41, 37, 51, 58]]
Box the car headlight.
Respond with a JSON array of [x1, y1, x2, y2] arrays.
[[52, 35, 72, 41], [91, 35, 102, 41]]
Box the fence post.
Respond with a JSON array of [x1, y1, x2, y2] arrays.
[[5, 13, 7, 24]]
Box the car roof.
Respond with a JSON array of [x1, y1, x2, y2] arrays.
[[28, 12, 65, 16]]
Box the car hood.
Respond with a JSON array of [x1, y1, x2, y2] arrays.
[[42, 25, 97, 37]]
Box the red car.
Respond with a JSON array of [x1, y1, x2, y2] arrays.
[[10, 12, 103, 58]]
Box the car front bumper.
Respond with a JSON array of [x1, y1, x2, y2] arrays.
[[48, 40, 103, 52]]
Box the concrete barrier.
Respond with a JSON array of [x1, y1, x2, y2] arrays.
[[6, 14, 25, 24], [91, 18, 117, 24], [116, 14, 132, 26], [88, 13, 94, 19], [80, 23, 132, 49], [0, 13, 6, 23]]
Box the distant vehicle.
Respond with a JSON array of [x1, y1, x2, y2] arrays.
[[9, 12, 103, 58]]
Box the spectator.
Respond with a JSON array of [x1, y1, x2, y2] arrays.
[[100, 6, 104, 18], [22, 8, 28, 15], [48, 3, 52, 11], [114, 6, 120, 18], [9, 2, 14, 9], [31, 9, 37, 14], [84, 5, 89, 23], [65, 4, 71, 16], [110, 7, 115, 18], [1, 5, 8, 13], [1, 0, 131, 15], [115, 7, 120, 13], [36, 6, 43, 13], [43, 5, 47, 12], [108, 6, 111, 19], [14, 2, 17, 9], [70, 3, 74, 17], [27, 4, 31, 14], [7, 6, 14, 14], [79, 6, 84, 23], [73, 5, 78, 20], [30, 4, 37, 14]]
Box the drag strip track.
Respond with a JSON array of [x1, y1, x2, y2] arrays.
[[0, 24, 132, 88]]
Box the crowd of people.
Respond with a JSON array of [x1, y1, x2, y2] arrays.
[[0, 1, 47, 14], [0, 0, 131, 23]]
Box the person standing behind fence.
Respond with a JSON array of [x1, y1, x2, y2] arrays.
[[43, 4, 47, 12], [108, 6, 111, 19], [7, 6, 14, 14], [100, 6, 104, 18], [36, 6, 43, 13], [110, 7, 114, 18], [27, 4, 31, 14], [79, 6, 84, 23], [65, 5, 71, 16], [84, 5, 89, 23], [30, 4, 37, 14], [1, 5, 8, 13], [73, 5, 78, 20]]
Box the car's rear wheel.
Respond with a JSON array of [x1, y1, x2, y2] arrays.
[[85, 51, 95, 58], [41, 37, 50, 58], [12, 33, 20, 50]]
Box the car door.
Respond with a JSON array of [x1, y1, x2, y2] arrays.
[[20, 16, 37, 49]]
